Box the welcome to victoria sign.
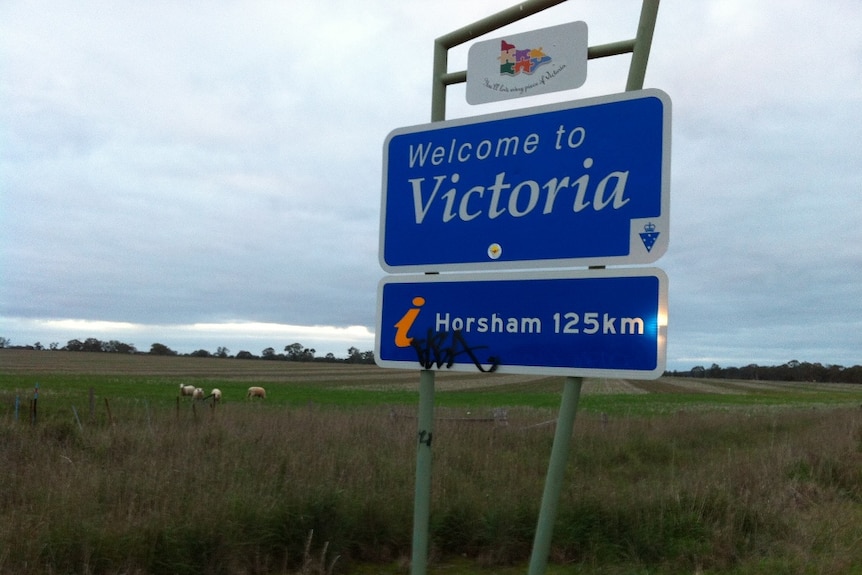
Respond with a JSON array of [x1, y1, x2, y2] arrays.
[[377, 89, 671, 378], [379, 89, 671, 272]]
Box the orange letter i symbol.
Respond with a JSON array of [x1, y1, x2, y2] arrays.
[[394, 296, 425, 347]]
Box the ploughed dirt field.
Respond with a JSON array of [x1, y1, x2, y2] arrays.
[[1, 348, 849, 396]]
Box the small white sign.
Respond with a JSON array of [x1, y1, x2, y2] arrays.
[[466, 21, 588, 105]]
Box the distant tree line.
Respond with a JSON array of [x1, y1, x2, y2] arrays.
[[0, 336, 375, 364], [665, 360, 862, 384], [1, 337, 858, 377]]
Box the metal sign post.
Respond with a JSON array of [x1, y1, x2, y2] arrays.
[[526, 5, 660, 573], [393, 2, 663, 574], [410, 369, 435, 573], [528, 376, 582, 574]]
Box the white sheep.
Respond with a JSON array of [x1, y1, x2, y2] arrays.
[[180, 384, 196, 397], [192, 387, 205, 400], [211, 388, 222, 403], [247, 386, 266, 399]]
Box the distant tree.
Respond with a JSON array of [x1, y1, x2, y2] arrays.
[[33, 341, 44, 351], [284, 342, 304, 360], [0, 336, 9, 348], [810, 362, 829, 382], [826, 364, 844, 382], [190, 349, 211, 358], [104, 340, 136, 354], [283, 343, 315, 361], [842, 365, 862, 384], [325, 352, 336, 362], [345, 347, 374, 364], [82, 338, 104, 352], [776, 360, 802, 381], [65, 339, 84, 352], [739, 364, 760, 380], [346, 346, 361, 363], [723, 365, 740, 379], [49, 342, 59, 351], [118, 342, 137, 354], [666, 361, 862, 384], [261, 347, 277, 360], [215, 347, 229, 358], [236, 350, 256, 360], [149, 343, 177, 356]]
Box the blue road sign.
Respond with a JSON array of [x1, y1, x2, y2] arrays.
[[380, 89, 671, 272], [375, 268, 667, 379]]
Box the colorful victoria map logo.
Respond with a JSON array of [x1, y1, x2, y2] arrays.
[[466, 21, 588, 105], [499, 40, 552, 76]]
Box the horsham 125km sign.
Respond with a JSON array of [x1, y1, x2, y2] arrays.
[[379, 89, 671, 272], [375, 268, 668, 379]]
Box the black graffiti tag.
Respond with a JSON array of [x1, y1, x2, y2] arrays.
[[410, 328, 500, 373], [418, 429, 432, 447]]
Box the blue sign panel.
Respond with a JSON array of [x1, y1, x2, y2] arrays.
[[380, 89, 671, 272], [375, 268, 667, 379]]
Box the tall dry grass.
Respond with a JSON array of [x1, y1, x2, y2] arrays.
[[1, 400, 861, 574]]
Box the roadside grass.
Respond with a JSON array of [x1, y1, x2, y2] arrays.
[[2, 350, 862, 574]]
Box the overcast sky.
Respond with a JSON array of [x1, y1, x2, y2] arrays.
[[2, 0, 860, 370]]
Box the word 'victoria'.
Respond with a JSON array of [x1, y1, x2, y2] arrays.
[[404, 127, 630, 224]]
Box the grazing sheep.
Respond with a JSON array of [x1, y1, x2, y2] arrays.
[[192, 387, 205, 400], [247, 386, 266, 399], [211, 388, 222, 403], [180, 384, 196, 397]]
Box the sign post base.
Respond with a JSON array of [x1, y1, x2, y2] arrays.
[[411, 369, 435, 575], [528, 376, 583, 575]]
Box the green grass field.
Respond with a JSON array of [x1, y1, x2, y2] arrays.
[[2, 349, 862, 575], [4, 349, 861, 415]]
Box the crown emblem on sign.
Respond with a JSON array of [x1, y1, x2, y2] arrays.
[[639, 222, 660, 253]]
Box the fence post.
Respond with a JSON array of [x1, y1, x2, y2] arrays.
[[89, 387, 95, 422], [104, 398, 114, 426], [32, 382, 39, 425], [72, 406, 83, 431]]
